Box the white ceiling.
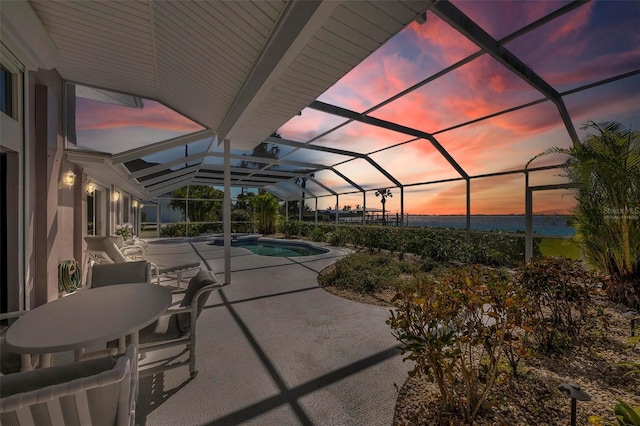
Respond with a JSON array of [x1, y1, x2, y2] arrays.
[[29, 0, 434, 150]]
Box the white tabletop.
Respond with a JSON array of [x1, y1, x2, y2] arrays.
[[6, 283, 171, 354]]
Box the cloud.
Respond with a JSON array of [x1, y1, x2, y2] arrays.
[[76, 99, 202, 133]]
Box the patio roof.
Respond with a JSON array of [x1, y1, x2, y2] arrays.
[[22, 0, 638, 203]]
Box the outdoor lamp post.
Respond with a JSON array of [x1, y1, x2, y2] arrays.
[[558, 383, 591, 426]]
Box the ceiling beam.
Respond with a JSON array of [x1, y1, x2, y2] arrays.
[[330, 167, 364, 192], [147, 173, 197, 196], [112, 129, 214, 164], [431, 0, 580, 145], [217, 0, 327, 142], [141, 165, 200, 187], [206, 151, 327, 170], [130, 151, 209, 179], [310, 100, 468, 179]]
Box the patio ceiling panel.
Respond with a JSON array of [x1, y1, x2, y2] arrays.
[[30, 1, 158, 99], [152, 0, 283, 129]]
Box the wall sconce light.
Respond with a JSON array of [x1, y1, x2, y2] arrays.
[[86, 180, 95, 194], [61, 170, 76, 188], [112, 191, 120, 202], [132, 200, 138, 208]]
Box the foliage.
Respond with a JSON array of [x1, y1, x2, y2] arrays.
[[614, 400, 640, 426], [310, 227, 326, 242], [387, 265, 517, 423], [160, 222, 223, 237], [322, 225, 537, 267], [604, 275, 640, 311], [279, 220, 315, 238], [326, 228, 350, 247], [516, 256, 597, 354], [318, 253, 417, 293], [237, 141, 280, 169], [531, 121, 639, 291], [169, 185, 224, 222], [252, 192, 280, 234], [114, 223, 133, 240]]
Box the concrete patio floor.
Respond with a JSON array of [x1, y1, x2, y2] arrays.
[[136, 237, 408, 426]]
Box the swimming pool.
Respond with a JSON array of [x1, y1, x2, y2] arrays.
[[213, 239, 329, 257]]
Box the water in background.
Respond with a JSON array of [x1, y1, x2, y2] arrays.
[[407, 215, 575, 236]]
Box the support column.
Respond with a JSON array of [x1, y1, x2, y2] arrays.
[[223, 139, 231, 285], [314, 198, 318, 228], [156, 203, 161, 238], [285, 201, 289, 222], [362, 192, 366, 225], [466, 178, 471, 241], [400, 186, 404, 229], [525, 172, 533, 262], [335, 195, 339, 228]]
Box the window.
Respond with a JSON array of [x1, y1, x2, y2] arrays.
[[0, 65, 14, 117]]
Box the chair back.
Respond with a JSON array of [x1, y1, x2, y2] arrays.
[[0, 345, 137, 426], [89, 261, 152, 288], [177, 270, 218, 333]]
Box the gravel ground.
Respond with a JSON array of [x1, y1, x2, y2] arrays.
[[318, 267, 640, 426]]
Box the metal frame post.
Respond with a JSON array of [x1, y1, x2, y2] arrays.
[[223, 139, 231, 285]]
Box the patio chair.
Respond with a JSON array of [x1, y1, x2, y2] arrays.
[[131, 269, 221, 378], [84, 236, 201, 288], [86, 260, 152, 289], [0, 344, 137, 426]]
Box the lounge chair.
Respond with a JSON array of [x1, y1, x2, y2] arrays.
[[111, 235, 146, 260], [0, 345, 138, 426], [84, 236, 201, 288]]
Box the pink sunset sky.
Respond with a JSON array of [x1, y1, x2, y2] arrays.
[[75, 0, 639, 215]]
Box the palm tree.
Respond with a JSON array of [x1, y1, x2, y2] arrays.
[[252, 191, 280, 234], [375, 188, 393, 225], [530, 121, 639, 279]]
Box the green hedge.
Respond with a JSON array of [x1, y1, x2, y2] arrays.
[[287, 223, 539, 268]]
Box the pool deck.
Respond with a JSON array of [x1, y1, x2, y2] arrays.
[[134, 237, 407, 425]]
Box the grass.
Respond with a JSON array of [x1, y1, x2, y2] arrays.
[[538, 237, 580, 259]]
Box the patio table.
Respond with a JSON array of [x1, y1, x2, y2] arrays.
[[5, 283, 171, 371]]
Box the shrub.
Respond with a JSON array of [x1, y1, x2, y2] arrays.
[[310, 228, 326, 242], [516, 256, 598, 354], [387, 265, 517, 423], [318, 253, 417, 293], [327, 228, 349, 247]]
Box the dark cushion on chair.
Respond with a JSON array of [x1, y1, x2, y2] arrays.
[[0, 356, 115, 398], [177, 270, 217, 333], [91, 261, 150, 288]]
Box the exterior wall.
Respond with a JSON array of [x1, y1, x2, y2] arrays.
[[28, 69, 77, 307]]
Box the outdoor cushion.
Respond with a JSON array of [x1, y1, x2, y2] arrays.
[[90, 260, 150, 288]]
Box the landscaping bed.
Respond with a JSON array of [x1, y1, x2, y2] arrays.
[[318, 253, 640, 425]]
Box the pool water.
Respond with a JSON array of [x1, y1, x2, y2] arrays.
[[237, 241, 328, 257]]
